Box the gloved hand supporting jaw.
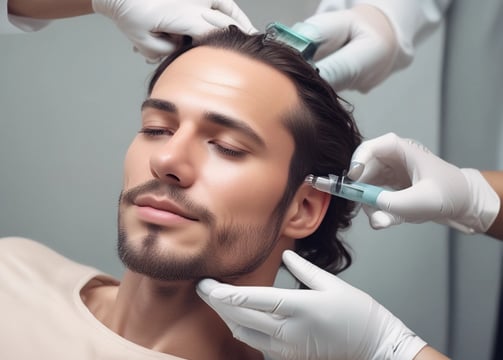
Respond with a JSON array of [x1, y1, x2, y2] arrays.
[[197, 250, 427, 360], [294, 0, 450, 92], [347, 132, 501, 233], [92, 0, 256, 63]]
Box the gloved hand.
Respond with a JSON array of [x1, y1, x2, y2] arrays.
[[293, 4, 400, 92], [348, 132, 500, 233], [294, 0, 450, 92], [92, 0, 256, 63], [197, 250, 426, 360]]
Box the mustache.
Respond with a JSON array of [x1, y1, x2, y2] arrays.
[[120, 179, 215, 225]]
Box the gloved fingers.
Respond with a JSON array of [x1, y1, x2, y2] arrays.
[[349, 133, 402, 172], [201, 9, 256, 35], [304, 8, 395, 89], [134, 48, 163, 64], [291, 22, 323, 44], [198, 278, 300, 316], [206, 294, 291, 339], [227, 324, 276, 355], [362, 204, 405, 229], [348, 132, 409, 184], [301, 11, 353, 55], [348, 144, 391, 182], [315, 0, 345, 13], [131, 34, 179, 63], [152, 15, 218, 38], [305, 9, 394, 91], [350, 157, 400, 189], [219, 314, 300, 360], [282, 250, 342, 291], [209, 0, 257, 33], [196, 278, 218, 304], [223, 307, 307, 354], [196, 283, 261, 341], [376, 182, 445, 220], [315, 51, 358, 92], [197, 300, 273, 349], [219, 321, 297, 360], [437, 219, 476, 235]]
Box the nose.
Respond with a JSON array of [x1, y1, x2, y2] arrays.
[[149, 127, 199, 188]]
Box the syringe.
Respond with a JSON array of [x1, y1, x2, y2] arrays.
[[305, 174, 383, 207], [305, 173, 475, 234]]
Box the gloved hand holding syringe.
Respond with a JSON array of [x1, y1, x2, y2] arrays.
[[306, 172, 474, 234], [306, 132, 500, 235]]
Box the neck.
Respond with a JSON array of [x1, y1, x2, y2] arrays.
[[87, 271, 262, 360]]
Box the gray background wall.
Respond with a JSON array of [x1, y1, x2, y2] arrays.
[[0, 1, 500, 359]]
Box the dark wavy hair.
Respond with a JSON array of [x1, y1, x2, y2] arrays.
[[147, 26, 362, 274]]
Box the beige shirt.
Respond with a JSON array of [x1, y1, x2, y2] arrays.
[[0, 237, 185, 360]]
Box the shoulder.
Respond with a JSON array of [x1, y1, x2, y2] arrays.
[[0, 236, 64, 262], [0, 236, 50, 249], [0, 237, 103, 283]]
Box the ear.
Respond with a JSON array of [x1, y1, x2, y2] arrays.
[[281, 181, 331, 239]]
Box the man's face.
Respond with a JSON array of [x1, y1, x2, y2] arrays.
[[118, 46, 299, 283]]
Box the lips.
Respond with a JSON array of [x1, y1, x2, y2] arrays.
[[134, 195, 198, 222]]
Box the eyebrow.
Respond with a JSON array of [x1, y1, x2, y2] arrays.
[[142, 98, 177, 113], [141, 98, 265, 148]]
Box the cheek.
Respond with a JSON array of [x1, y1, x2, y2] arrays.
[[207, 164, 289, 221], [123, 138, 151, 189], [199, 137, 294, 222]]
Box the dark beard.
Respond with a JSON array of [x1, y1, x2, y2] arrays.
[[116, 179, 290, 281]]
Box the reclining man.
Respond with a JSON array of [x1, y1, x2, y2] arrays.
[[0, 26, 362, 359]]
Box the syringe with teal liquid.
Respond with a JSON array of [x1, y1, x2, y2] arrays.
[[305, 174, 384, 207], [305, 173, 475, 234]]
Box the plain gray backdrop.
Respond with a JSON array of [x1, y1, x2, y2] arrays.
[[1, 1, 502, 359]]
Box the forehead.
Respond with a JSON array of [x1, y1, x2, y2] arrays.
[[150, 46, 300, 133]]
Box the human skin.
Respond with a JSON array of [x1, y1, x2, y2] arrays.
[[482, 171, 503, 239], [7, 0, 93, 18], [81, 46, 330, 360], [414, 345, 450, 360]]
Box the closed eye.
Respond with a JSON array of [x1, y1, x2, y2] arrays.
[[209, 141, 247, 158], [139, 128, 246, 158], [138, 128, 173, 137]]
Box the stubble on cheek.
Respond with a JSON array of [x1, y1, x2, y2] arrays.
[[207, 214, 284, 279], [115, 182, 289, 280]]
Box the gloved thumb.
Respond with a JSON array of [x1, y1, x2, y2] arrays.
[[132, 33, 180, 63], [197, 278, 222, 302], [282, 250, 341, 290], [299, 11, 353, 57], [201, 9, 257, 35], [297, 12, 359, 91], [291, 22, 323, 44]]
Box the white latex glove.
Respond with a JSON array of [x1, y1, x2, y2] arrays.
[[348, 132, 500, 233], [197, 250, 426, 360], [294, 0, 450, 92], [92, 0, 256, 63], [293, 4, 399, 92]]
